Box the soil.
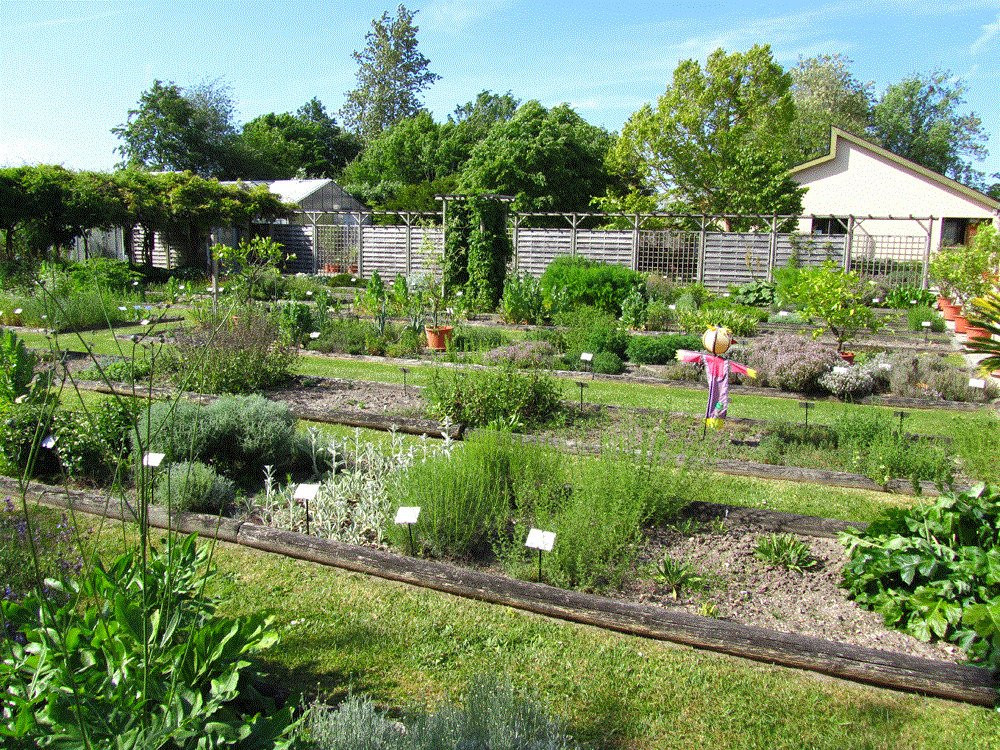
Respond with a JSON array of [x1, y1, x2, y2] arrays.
[[264, 377, 426, 418], [620, 505, 961, 663]]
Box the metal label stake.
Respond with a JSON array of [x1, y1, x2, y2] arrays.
[[294, 483, 320, 536], [525, 528, 555, 582], [799, 401, 815, 429], [395, 506, 421, 555]]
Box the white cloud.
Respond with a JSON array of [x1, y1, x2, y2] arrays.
[[970, 12, 1000, 54], [6, 11, 122, 34]]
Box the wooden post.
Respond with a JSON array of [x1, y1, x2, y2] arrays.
[[356, 211, 364, 279], [767, 214, 778, 282], [570, 213, 578, 257], [310, 214, 319, 275], [631, 214, 640, 271], [921, 217, 935, 290], [844, 216, 855, 273], [404, 213, 413, 277], [697, 215, 707, 283], [512, 214, 521, 272]]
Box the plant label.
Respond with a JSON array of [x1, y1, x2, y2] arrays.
[[668, 304, 676, 310], [921, 321, 932, 328], [580, 352, 594, 363], [969, 378, 987, 389], [910, 300, 918, 305], [309, 331, 321, 339], [395, 506, 421, 525], [525, 528, 555, 551], [142, 452, 165, 468], [878, 363, 892, 371], [41, 436, 56, 449], [872, 298, 881, 304], [833, 366, 849, 375], [778, 310, 789, 317], [293, 483, 320, 501]]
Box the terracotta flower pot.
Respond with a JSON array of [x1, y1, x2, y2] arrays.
[[941, 303, 959, 321], [936, 295, 950, 311], [839, 351, 855, 364], [954, 315, 969, 334], [424, 325, 454, 351], [966, 326, 992, 341]]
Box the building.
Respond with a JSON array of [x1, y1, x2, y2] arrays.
[[790, 127, 1000, 249]]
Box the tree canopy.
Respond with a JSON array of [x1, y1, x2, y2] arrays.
[[870, 70, 989, 188], [787, 54, 872, 165], [611, 45, 804, 225], [340, 4, 439, 143]]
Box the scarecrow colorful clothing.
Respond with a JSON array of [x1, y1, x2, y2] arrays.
[[676, 350, 755, 429]]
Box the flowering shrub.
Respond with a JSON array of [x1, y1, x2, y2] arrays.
[[483, 340, 557, 369], [746, 334, 841, 393], [819, 365, 879, 401], [1, 500, 80, 605]]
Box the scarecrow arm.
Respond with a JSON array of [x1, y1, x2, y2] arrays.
[[676, 350, 702, 364], [729, 361, 757, 379]]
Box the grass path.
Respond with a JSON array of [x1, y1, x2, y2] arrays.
[[78, 518, 1000, 750]]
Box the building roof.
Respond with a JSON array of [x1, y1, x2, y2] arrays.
[[221, 178, 333, 205], [790, 127, 1000, 212]]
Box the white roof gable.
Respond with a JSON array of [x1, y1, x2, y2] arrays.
[[221, 178, 332, 206]]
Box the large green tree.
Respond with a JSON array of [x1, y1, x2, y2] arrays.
[[870, 70, 989, 187], [788, 54, 872, 164], [239, 98, 360, 179], [113, 79, 239, 178], [340, 4, 439, 143], [459, 100, 616, 212], [611, 45, 804, 226]]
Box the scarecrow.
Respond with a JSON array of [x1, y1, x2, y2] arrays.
[[676, 326, 756, 430]]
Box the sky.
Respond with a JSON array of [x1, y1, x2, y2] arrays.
[[3, 0, 1000, 177]]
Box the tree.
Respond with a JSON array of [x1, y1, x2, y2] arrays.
[[459, 100, 616, 212], [340, 4, 439, 143], [787, 54, 872, 164], [870, 70, 989, 187], [239, 99, 360, 179], [113, 79, 239, 177], [612, 45, 804, 227]]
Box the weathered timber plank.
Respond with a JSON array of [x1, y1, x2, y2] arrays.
[[683, 501, 866, 538], [234, 522, 998, 706]]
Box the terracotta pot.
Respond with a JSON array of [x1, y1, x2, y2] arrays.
[[966, 326, 992, 341], [839, 351, 855, 364], [941, 303, 959, 321], [954, 315, 969, 334], [936, 295, 950, 311], [424, 325, 454, 351]]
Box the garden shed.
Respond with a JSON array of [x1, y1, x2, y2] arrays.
[[790, 127, 1000, 250]]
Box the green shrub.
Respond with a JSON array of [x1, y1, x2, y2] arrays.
[[592, 351, 625, 374], [619, 286, 648, 329], [729, 280, 776, 307], [626, 334, 702, 365], [64, 258, 141, 293], [425, 366, 564, 430], [557, 306, 629, 361], [677, 308, 759, 337], [168, 305, 297, 394], [539, 256, 644, 315], [646, 274, 680, 303], [310, 318, 376, 355], [840, 484, 1000, 665], [500, 272, 545, 324], [154, 460, 236, 514], [906, 305, 945, 332], [451, 325, 511, 352], [644, 300, 676, 331], [885, 285, 937, 309], [0, 329, 40, 405], [0, 536, 297, 746]]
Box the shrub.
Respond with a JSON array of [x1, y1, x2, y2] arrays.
[[539, 256, 644, 315], [818, 365, 879, 401], [592, 351, 625, 374], [729, 280, 776, 307], [310, 318, 376, 355], [885, 285, 937, 309], [483, 340, 557, 369], [0, 536, 297, 746], [451, 325, 511, 352], [425, 366, 563, 429], [746, 334, 841, 392], [154, 460, 236, 514], [906, 305, 945, 332], [557, 306, 629, 361], [646, 274, 680, 303], [619, 286, 648, 330], [500, 272, 545, 324], [840, 484, 1000, 665], [626, 334, 702, 365], [168, 305, 297, 394], [64, 258, 142, 293], [644, 300, 676, 331], [677, 308, 759, 337], [779, 262, 881, 351], [885, 352, 1000, 402], [303, 676, 577, 750]]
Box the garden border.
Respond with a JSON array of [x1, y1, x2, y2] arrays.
[[6, 476, 995, 708]]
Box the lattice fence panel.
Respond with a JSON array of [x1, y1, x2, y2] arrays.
[[361, 225, 408, 279], [316, 224, 359, 275], [848, 234, 927, 287], [774, 234, 845, 269], [408, 226, 444, 278], [636, 230, 700, 281]]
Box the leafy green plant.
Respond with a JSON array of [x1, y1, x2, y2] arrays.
[[886, 285, 937, 309], [540, 256, 644, 316], [154, 460, 237, 514], [653, 556, 706, 598], [967, 291, 1000, 371], [625, 334, 702, 365], [906, 305, 945, 332], [424, 366, 564, 429], [644, 300, 676, 331], [676, 308, 759, 337], [500, 272, 545, 324], [213, 236, 288, 304], [754, 533, 817, 573], [0, 535, 297, 747], [620, 285, 648, 330], [592, 351, 625, 374], [840, 484, 1000, 665], [779, 262, 881, 351], [0, 329, 42, 405], [729, 280, 776, 307], [557, 306, 629, 362]]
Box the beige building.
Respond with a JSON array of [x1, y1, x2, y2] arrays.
[[790, 128, 1000, 249]]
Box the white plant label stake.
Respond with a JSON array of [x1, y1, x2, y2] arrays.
[[580, 351, 594, 379], [525, 528, 556, 582], [395, 506, 421, 554], [969, 378, 987, 390], [142, 452, 165, 468], [832, 366, 849, 375], [294, 483, 320, 535]]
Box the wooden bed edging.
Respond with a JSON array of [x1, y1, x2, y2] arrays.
[[8, 477, 994, 707]]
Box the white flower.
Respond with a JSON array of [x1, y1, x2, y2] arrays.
[[13, 308, 22, 315]]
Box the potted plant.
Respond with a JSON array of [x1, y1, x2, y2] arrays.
[[420, 274, 453, 351], [966, 292, 1000, 367]]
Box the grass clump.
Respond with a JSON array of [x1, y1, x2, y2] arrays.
[[754, 533, 818, 573]]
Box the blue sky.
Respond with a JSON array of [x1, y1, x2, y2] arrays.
[[3, 0, 1000, 178]]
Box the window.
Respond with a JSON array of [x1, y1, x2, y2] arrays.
[[811, 217, 848, 235]]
